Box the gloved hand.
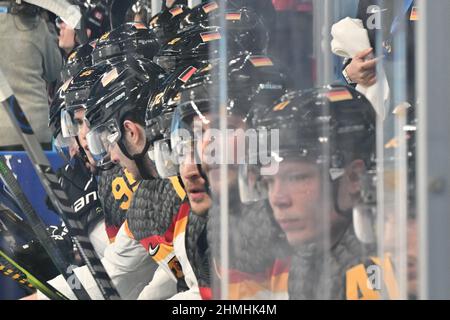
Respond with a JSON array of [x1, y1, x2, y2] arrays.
[[12, 224, 75, 281], [56, 155, 104, 232]]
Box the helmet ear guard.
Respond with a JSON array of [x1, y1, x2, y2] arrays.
[[352, 170, 377, 244]]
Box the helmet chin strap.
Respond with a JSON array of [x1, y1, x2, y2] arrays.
[[331, 177, 353, 218], [75, 136, 89, 165], [118, 138, 153, 180]]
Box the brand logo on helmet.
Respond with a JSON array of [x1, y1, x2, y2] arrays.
[[105, 91, 126, 109], [80, 69, 94, 78], [273, 100, 290, 111], [100, 31, 110, 41], [151, 92, 164, 107], [168, 37, 181, 45], [200, 64, 212, 73], [68, 51, 77, 61]]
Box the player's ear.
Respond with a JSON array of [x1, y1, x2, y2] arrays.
[[346, 159, 366, 195]]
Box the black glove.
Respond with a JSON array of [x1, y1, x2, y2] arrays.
[[56, 155, 104, 231], [12, 224, 75, 281]]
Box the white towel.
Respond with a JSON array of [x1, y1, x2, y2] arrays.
[[331, 17, 389, 119]]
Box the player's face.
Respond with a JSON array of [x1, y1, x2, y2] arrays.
[[179, 160, 211, 216], [265, 160, 347, 247], [73, 108, 96, 170], [57, 20, 76, 53], [198, 114, 247, 195], [109, 140, 140, 180]]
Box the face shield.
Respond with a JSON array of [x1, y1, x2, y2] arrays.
[[61, 87, 91, 138], [170, 100, 210, 168], [60, 107, 83, 138], [154, 54, 177, 72], [86, 118, 121, 168], [54, 131, 78, 164], [147, 138, 178, 178]]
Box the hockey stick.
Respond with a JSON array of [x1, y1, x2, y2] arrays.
[[0, 201, 34, 240], [0, 69, 120, 300], [0, 156, 90, 300], [0, 181, 26, 219], [0, 204, 68, 300], [0, 249, 68, 300]]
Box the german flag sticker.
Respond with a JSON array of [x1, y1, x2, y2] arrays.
[[178, 66, 198, 83], [200, 31, 221, 42], [202, 1, 218, 13], [273, 100, 290, 111], [325, 88, 353, 102], [226, 12, 242, 21], [101, 68, 119, 87], [249, 56, 274, 67], [132, 22, 147, 30], [410, 6, 418, 21], [170, 7, 183, 17]]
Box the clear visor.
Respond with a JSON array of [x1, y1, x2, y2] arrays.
[[61, 108, 83, 138], [147, 138, 179, 178], [54, 133, 77, 163], [86, 119, 121, 168]]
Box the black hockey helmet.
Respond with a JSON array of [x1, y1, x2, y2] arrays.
[[148, 3, 191, 45], [92, 22, 160, 65], [177, 1, 221, 33], [60, 63, 110, 139], [61, 41, 96, 83], [79, 0, 111, 40], [154, 7, 269, 71], [84, 57, 167, 169], [156, 53, 285, 178], [238, 84, 377, 205]]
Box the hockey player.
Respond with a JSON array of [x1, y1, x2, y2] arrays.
[[166, 53, 291, 299], [32, 59, 162, 300], [57, 0, 110, 54], [60, 41, 96, 84], [83, 56, 188, 299], [239, 84, 398, 299], [61, 21, 162, 241]]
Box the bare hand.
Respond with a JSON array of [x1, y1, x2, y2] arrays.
[[345, 48, 378, 87]]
